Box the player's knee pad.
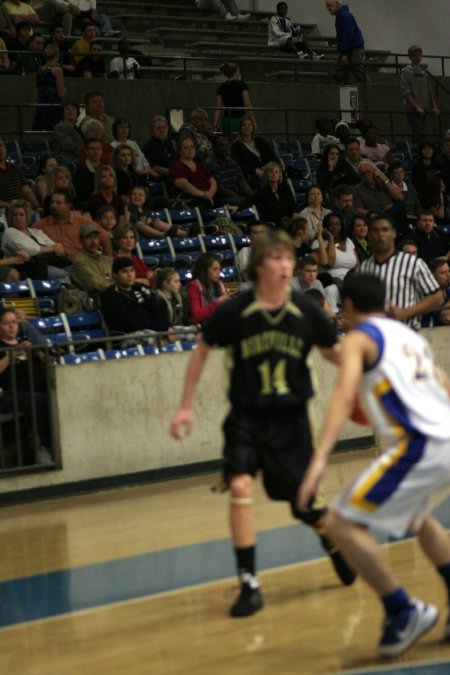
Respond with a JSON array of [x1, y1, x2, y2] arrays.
[[230, 496, 253, 506]]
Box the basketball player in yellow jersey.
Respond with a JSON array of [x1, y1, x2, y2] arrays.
[[300, 272, 450, 658]]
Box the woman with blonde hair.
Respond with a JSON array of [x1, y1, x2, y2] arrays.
[[154, 267, 190, 327], [87, 164, 126, 223], [230, 114, 277, 188], [244, 161, 299, 225], [42, 165, 80, 215], [213, 62, 255, 133]]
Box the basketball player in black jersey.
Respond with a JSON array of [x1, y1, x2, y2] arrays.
[[170, 231, 356, 617]]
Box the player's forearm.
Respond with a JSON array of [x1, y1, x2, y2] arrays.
[[179, 339, 210, 409]]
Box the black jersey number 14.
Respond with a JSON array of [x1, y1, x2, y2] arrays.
[[257, 359, 290, 396]]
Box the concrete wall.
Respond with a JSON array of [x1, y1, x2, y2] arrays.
[[0, 326, 449, 496]]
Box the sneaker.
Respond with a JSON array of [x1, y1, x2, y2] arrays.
[[379, 599, 439, 658], [225, 12, 236, 20], [312, 52, 325, 60], [297, 51, 308, 60], [237, 12, 251, 21], [230, 582, 264, 618], [320, 534, 357, 586], [102, 30, 121, 38]]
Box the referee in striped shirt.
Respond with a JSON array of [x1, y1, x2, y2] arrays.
[[361, 216, 442, 330]]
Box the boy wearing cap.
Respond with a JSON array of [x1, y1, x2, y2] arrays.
[[70, 223, 113, 294]]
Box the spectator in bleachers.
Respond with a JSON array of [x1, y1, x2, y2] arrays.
[[422, 257, 450, 326], [399, 238, 418, 256], [31, 0, 72, 35], [42, 165, 80, 214], [125, 185, 181, 239], [74, 137, 103, 203], [268, 2, 319, 60], [212, 62, 255, 133], [11, 31, 44, 74], [78, 117, 112, 164], [344, 137, 362, 182], [316, 144, 359, 198], [348, 213, 371, 263], [110, 118, 155, 177], [32, 43, 66, 131], [71, 22, 95, 62], [111, 144, 146, 201], [282, 216, 328, 267], [74, 39, 106, 78], [6, 20, 31, 61], [82, 90, 115, 143], [205, 134, 253, 206], [3, 199, 70, 280], [333, 120, 351, 148], [316, 211, 358, 282], [311, 118, 339, 156], [244, 161, 298, 226], [400, 45, 440, 142], [178, 109, 213, 163], [353, 161, 405, 235], [0, 137, 39, 211], [68, 0, 119, 38], [169, 137, 217, 208], [112, 224, 152, 286], [195, 0, 250, 22], [35, 154, 58, 205], [299, 184, 331, 243], [96, 204, 116, 237], [0, 36, 11, 72], [0, 307, 52, 465], [36, 188, 111, 260], [290, 255, 335, 317], [51, 100, 83, 161], [87, 165, 125, 224], [0, 3, 15, 45], [236, 220, 269, 280], [45, 23, 75, 76], [70, 223, 112, 294], [436, 136, 450, 206], [187, 252, 228, 325], [101, 257, 169, 335], [409, 211, 450, 264], [230, 114, 278, 190], [325, 0, 366, 84], [142, 116, 176, 183], [411, 140, 446, 220], [388, 160, 422, 225], [360, 125, 392, 171], [332, 184, 357, 228], [109, 39, 140, 80], [154, 268, 191, 329], [3, 0, 39, 26]]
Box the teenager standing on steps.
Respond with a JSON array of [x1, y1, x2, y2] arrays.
[[170, 231, 355, 618]]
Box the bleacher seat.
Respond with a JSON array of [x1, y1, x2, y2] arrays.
[[273, 140, 302, 158], [168, 208, 202, 233], [220, 265, 240, 282], [102, 346, 144, 359], [137, 238, 174, 265], [60, 351, 104, 364]]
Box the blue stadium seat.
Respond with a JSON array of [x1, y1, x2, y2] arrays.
[[148, 182, 168, 198], [168, 207, 202, 233], [137, 238, 174, 265], [273, 139, 302, 158], [102, 346, 144, 359], [60, 351, 104, 364], [220, 265, 240, 282], [179, 268, 193, 284]]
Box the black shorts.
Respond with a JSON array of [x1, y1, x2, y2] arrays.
[[222, 406, 313, 503]]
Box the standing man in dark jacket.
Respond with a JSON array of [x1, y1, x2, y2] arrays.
[[325, 1, 366, 83]]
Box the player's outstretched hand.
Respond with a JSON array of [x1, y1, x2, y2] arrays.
[[297, 456, 327, 510], [170, 408, 193, 440]]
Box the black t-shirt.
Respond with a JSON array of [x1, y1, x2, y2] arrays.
[[202, 288, 336, 410], [217, 80, 249, 117], [0, 340, 46, 392], [75, 56, 106, 78]]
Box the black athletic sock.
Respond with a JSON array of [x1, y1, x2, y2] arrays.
[[235, 545, 256, 579], [438, 562, 450, 604]]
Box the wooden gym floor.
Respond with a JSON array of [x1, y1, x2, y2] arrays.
[[0, 448, 449, 674]]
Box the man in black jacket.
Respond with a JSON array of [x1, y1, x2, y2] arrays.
[[101, 257, 169, 334]]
